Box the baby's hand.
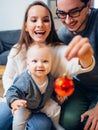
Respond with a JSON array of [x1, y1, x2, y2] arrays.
[[11, 99, 27, 114], [56, 95, 66, 104]]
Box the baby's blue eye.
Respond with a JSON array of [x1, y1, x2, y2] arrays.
[[43, 60, 48, 63]]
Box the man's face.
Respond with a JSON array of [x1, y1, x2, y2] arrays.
[[56, 0, 90, 33]]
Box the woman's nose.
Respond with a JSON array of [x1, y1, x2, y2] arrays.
[[37, 20, 43, 27]]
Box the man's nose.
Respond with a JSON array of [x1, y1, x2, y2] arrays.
[[64, 15, 72, 24]]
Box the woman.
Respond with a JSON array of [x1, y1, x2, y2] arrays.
[[0, 1, 94, 130]]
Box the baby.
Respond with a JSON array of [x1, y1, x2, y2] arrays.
[[6, 44, 65, 130]]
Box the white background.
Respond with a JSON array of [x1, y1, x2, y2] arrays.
[[94, 0, 98, 8], [0, 0, 98, 31], [0, 0, 48, 31]]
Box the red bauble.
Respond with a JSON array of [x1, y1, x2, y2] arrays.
[[54, 77, 75, 96]]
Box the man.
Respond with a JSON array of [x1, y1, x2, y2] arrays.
[[56, 0, 98, 130]]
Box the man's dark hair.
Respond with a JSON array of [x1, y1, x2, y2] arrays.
[[81, 0, 89, 5], [56, 0, 89, 6]]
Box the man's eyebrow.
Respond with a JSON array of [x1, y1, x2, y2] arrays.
[[69, 6, 82, 12], [58, 6, 81, 12]]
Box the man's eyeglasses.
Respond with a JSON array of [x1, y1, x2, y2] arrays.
[[56, 4, 87, 19]]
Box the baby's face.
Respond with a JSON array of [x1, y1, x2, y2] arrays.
[[27, 46, 52, 79]]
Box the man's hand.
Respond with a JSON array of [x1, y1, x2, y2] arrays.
[[65, 35, 94, 68], [81, 103, 98, 130]]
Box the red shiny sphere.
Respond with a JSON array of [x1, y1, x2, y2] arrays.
[[54, 77, 75, 96]]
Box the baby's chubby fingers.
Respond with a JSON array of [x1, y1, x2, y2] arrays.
[[11, 99, 27, 109], [11, 99, 27, 114]]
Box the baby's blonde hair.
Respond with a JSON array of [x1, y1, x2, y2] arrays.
[[26, 44, 52, 60]]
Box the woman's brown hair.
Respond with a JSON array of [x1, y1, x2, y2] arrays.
[[16, 1, 62, 54]]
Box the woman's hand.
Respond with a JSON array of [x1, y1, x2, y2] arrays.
[[81, 103, 98, 130], [11, 99, 27, 114], [65, 35, 94, 68]]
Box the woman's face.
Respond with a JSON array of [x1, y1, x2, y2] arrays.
[[25, 5, 51, 43]]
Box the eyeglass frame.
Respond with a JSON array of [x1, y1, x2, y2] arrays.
[[56, 4, 87, 19]]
